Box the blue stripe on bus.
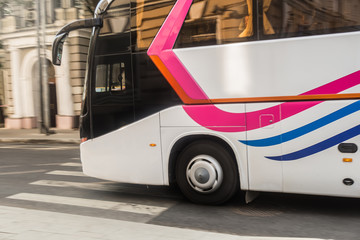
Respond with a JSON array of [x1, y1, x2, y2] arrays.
[[266, 124, 360, 161], [239, 100, 360, 147]]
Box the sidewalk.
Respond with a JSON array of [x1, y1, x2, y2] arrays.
[[0, 128, 80, 145]]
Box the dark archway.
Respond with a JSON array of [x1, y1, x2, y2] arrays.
[[47, 60, 57, 128], [32, 60, 57, 128]]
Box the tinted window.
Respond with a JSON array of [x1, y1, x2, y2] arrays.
[[131, 0, 176, 52], [91, 0, 134, 138], [96, 0, 131, 54], [175, 0, 254, 48], [130, 0, 182, 118], [92, 53, 134, 138], [95, 62, 128, 93], [263, 0, 360, 39], [101, 0, 131, 35], [132, 53, 182, 120], [90, 0, 181, 138]]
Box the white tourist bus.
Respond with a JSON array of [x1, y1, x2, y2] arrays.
[[53, 0, 360, 204]]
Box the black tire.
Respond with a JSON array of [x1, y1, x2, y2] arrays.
[[175, 140, 239, 205]]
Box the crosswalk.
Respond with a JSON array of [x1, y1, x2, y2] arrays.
[[4, 160, 176, 219], [8, 193, 168, 216], [0, 144, 335, 240], [0, 205, 327, 240], [1, 160, 331, 240]]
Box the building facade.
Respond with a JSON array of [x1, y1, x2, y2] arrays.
[[0, 0, 94, 129]]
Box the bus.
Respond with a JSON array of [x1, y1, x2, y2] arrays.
[[53, 0, 360, 205]]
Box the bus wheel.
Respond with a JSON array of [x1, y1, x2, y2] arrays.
[[175, 140, 239, 205]]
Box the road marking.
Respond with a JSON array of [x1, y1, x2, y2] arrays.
[[0, 145, 27, 149], [0, 145, 25, 149], [7, 193, 168, 216], [0, 170, 47, 176], [30, 180, 118, 192], [34, 163, 67, 166], [29, 146, 79, 150], [0, 145, 78, 150], [30, 180, 181, 202], [34, 162, 82, 167], [60, 162, 82, 167], [0, 205, 330, 240], [0, 165, 21, 169], [46, 170, 85, 177]]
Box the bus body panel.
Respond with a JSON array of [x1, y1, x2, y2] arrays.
[[174, 32, 360, 100], [81, 113, 164, 185], [243, 100, 360, 197], [158, 99, 360, 197], [159, 105, 249, 190], [245, 102, 283, 192], [80, 99, 360, 198], [280, 100, 360, 197]]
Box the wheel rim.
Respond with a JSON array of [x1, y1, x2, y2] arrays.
[[186, 155, 223, 193]]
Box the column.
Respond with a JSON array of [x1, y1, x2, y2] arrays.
[[6, 47, 23, 129], [55, 42, 75, 129]]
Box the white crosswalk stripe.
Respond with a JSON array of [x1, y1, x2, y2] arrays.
[[60, 162, 82, 167], [46, 170, 86, 177], [35, 163, 67, 166], [34, 162, 82, 167], [0, 170, 47, 176], [0, 145, 78, 150], [0, 164, 21, 169], [7, 193, 168, 216], [30, 179, 118, 192]]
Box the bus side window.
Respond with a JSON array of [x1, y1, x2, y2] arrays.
[[132, 0, 175, 52], [263, 0, 360, 38], [95, 62, 128, 93], [175, 0, 254, 48]]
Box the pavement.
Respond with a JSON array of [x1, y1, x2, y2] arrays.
[[0, 205, 324, 240], [0, 128, 328, 240], [0, 128, 80, 144]]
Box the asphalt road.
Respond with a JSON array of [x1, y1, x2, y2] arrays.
[[0, 143, 359, 239]]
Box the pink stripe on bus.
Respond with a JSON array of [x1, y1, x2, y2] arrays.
[[183, 71, 360, 132], [162, 0, 192, 50], [183, 101, 319, 132], [160, 51, 208, 99], [147, 0, 208, 100], [301, 71, 360, 95], [148, 0, 360, 132]]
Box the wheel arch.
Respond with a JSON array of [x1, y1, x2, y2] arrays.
[[168, 134, 242, 189]]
